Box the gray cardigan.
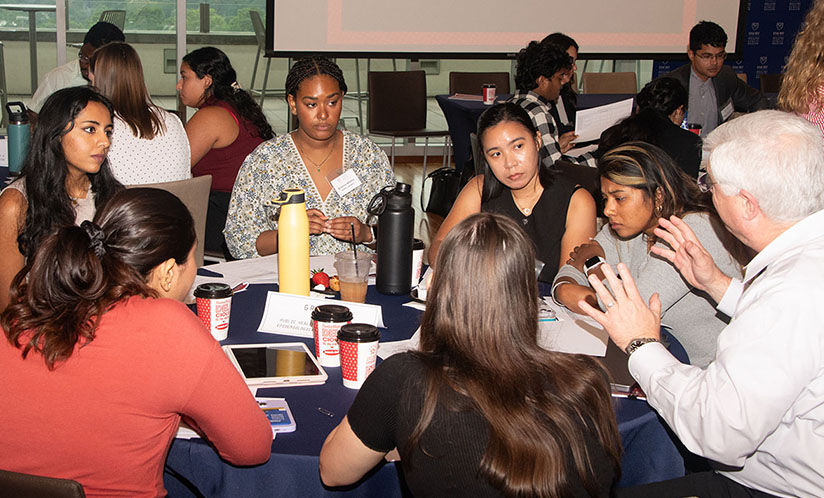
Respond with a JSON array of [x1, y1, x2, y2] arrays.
[[553, 212, 740, 368]]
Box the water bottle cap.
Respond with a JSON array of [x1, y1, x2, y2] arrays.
[[273, 188, 305, 205], [6, 102, 29, 124]]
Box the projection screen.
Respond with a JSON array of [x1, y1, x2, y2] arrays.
[[266, 0, 746, 58]]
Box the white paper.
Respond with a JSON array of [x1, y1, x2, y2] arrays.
[[537, 301, 608, 357], [564, 143, 598, 158], [257, 291, 385, 338], [377, 327, 420, 359], [402, 301, 426, 311], [176, 397, 280, 439], [0, 136, 8, 167], [574, 98, 634, 143], [188, 255, 377, 303]]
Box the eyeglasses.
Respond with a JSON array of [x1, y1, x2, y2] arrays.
[[697, 171, 715, 193], [78, 51, 90, 64], [695, 51, 726, 62]]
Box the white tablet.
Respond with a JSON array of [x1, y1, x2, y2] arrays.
[[223, 342, 328, 387]]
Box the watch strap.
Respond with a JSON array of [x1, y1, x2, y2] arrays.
[[624, 337, 660, 356]]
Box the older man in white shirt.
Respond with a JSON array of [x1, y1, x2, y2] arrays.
[[579, 110, 824, 498]]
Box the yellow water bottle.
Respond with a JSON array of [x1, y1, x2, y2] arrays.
[[273, 188, 310, 296]]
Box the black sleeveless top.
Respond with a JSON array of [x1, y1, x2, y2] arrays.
[[481, 175, 581, 283]]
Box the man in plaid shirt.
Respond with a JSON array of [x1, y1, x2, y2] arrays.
[[509, 41, 597, 169]]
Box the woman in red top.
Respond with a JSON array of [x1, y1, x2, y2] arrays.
[[178, 46, 274, 257], [0, 188, 271, 497]]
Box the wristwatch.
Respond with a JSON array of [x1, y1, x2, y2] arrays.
[[584, 256, 606, 275], [624, 337, 660, 356]]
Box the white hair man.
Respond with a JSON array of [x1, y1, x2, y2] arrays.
[[579, 110, 824, 498]]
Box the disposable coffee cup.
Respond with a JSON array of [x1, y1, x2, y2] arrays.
[[334, 250, 372, 303], [311, 304, 353, 367], [194, 283, 233, 341], [338, 323, 381, 389], [687, 122, 702, 135], [482, 83, 496, 105], [411, 239, 425, 286]]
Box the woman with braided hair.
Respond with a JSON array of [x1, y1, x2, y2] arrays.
[[0, 188, 272, 497], [177, 46, 274, 257], [225, 56, 395, 258]]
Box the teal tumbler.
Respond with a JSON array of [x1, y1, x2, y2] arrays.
[[6, 102, 30, 174]]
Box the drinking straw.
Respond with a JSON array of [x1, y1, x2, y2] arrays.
[[350, 222, 357, 257], [350, 222, 359, 275]]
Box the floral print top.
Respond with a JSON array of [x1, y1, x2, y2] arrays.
[[225, 130, 395, 258]]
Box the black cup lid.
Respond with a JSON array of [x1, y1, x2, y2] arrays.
[[338, 323, 380, 342], [413, 238, 425, 250], [312, 304, 353, 322], [194, 282, 233, 299]]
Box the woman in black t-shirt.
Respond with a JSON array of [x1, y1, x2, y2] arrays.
[[320, 213, 622, 497]]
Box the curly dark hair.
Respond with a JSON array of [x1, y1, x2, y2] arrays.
[[17, 86, 123, 260], [540, 32, 579, 107], [2, 188, 196, 369], [182, 47, 274, 140], [689, 21, 727, 51], [514, 41, 573, 92], [636, 77, 688, 116], [285, 56, 348, 98]]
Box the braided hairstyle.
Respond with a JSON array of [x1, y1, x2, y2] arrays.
[[182, 47, 274, 140], [285, 56, 348, 99], [514, 41, 573, 92]]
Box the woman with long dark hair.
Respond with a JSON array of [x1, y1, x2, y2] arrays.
[[225, 56, 394, 258], [0, 86, 123, 310], [177, 46, 274, 256], [429, 102, 595, 283], [320, 213, 621, 497], [90, 42, 191, 184], [0, 188, 271, 496], [552, 142, 742, 367]]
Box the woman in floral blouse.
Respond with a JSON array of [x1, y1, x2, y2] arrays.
[[225, 57, 395, 258]]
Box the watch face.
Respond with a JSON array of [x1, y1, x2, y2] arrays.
[[585, 256, 604, 272]]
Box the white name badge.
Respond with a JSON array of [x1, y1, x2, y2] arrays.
[[257, 291, 385, 338], [720, 99, 734, 121], [329, 169, 362, 197]]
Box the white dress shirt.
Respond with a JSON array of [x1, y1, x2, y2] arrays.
[[628, 209, 824, 498], [28, 59, 87, 112]]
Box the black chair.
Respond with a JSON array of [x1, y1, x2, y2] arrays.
[[368, 70, 451, 206], [448, 71, 510, 95], [759, 73, 783, 94], [0, 469, 85, 498]]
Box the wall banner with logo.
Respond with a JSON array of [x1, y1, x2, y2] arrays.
[[653, 0, 812, 91]]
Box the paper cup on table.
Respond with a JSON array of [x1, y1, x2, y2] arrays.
[[194, 283, 233, 341], [311, 304, 353, 367], [334, 250, 372, 303], [411, 239, 425, 286], [338, 323, 381, 389]]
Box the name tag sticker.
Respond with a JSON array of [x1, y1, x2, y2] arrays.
[[329, 169, 362, 197], [721, 100, 734, 121]]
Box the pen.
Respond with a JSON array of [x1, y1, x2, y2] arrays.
[[317, 407, 334, 418]]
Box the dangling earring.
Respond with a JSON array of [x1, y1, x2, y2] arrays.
[[655, 204, 663, 216]]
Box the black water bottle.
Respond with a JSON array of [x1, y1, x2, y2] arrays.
[[371, 182, 414, 295]]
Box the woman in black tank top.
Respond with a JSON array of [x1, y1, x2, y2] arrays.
[[430, 103, 596, 283]]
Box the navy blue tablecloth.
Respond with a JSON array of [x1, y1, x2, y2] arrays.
[[164, 281, 686, 497], [1, 166, 9, 186], [437, 93, 636, 171]]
